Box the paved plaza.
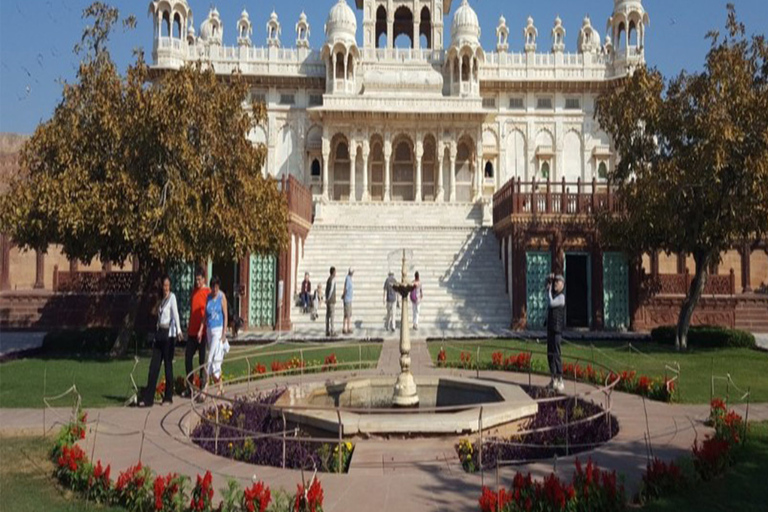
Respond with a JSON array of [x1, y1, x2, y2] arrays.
[[2, 335, 766, 512]]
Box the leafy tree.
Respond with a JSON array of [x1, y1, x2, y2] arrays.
[[595, 5, 768, 349], [0, 3, 288, 353]]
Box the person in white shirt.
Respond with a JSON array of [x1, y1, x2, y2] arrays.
[[140, 275, 181, 407]]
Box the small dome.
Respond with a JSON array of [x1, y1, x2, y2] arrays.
[[240, 9, 249, 19], [299, 11, 307, 22], [583, 15, 591, 27], [451, 0, 480, 46], [325, 0, 356, 43], [499, 14, 506, 25], [270, 10, 278, 22]]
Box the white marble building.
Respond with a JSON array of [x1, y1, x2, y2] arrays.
[[148, 0, 649, 205]]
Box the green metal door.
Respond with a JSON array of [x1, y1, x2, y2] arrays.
[[526, 251, 551, 329], [168, 262, 195, 332], [603, 252, 629, 330], [249, 254, 277, 328]]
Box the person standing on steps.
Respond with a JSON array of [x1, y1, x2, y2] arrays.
[[411, 271, 423, 330], [325, 266, 337, 337], [184, 268, 209, 397], [300, 273, 312, 313], [383, 271, 397, 332], [342, 268, 355, 335], [546, 274, 566, 392], [139, 275, 181, 407]]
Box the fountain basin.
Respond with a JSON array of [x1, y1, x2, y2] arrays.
[[275, 376, 538, 435]]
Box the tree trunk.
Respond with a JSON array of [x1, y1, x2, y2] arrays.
[[675, 252, 710, 351], [110, 261, 156, 357]]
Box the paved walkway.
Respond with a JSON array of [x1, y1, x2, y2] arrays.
[[2, 337, 768, 512]]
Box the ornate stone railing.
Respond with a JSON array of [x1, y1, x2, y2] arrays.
[[645, 271, 736, 296], [53, 269, 136, 294], [493, 177, 620, 224]]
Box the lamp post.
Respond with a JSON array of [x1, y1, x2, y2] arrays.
[[392, 249, 419, 407]]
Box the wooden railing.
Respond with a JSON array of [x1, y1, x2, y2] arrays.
[[280, 175, 312, 224], [644, 270, 736, 296], [53, 268, 136, 293], [493, 177, 620, 224]]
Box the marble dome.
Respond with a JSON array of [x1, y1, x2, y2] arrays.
[[325, 0, 357, 45], [451, 0, 480, 47]]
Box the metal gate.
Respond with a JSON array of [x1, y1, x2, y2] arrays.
[[526, 251, 551, 329], [168, 262, 195, 332], [603, 252, 630, 330], [248, 253, 277, 328]]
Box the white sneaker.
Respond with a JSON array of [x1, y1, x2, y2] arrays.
[[547, 377, 556, 390], [555, 378, 565, 392]]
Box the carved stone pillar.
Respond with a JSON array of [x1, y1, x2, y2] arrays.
[[474, 140, 483, 201], [348, 140, 357, 202], [676, 252, 686, 274], [0, 234, 10, 291], [321, 136, 330, 201], [383, 137, 392, 202], [436, 146, 445, 202], [414, 139, 423, 202], [361, 140, 370, 202], [741, 243, 752, 293], [449, 142, 457, 202], [387, 16, 393, 50], [34, 250, 45, 289], [413, 20, 419, 50]]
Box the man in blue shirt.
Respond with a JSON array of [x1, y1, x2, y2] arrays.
[[342, 268, 355, 334]]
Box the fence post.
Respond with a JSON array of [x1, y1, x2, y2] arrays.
[[476, 346, 480, 379], [246, 357, 251, 392], [744, 387, 751, 442], [479, 406, 484, 486], [282, 410, 287, 469], [528, 351, 532, 387], [359, 344, 362, 370], [43, 367, 47, 438], [336, 409, 343, 473]]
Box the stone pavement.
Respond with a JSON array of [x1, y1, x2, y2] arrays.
[[2, 338, 768, 512]]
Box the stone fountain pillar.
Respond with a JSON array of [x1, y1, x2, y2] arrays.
[[392, 250, 419, 407]]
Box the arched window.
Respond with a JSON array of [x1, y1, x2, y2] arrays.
[[628, 21, 638, 46], [333, 141, 350, 200], [375, 6, 387, 49], [540, 161, 550, 179], [162, 11, 171, 37], [598, 161, 608, 179], [461, 54, 470, 81], [347, 54, 354, 80], [335, 52, 345, 79], [419, 7, 432, 49], [393, 6, 414, 49], [617, 22, 626, 49], [484, 161, 494, 178], [173, 14, 182, 38], [311, 159, 321, 178]]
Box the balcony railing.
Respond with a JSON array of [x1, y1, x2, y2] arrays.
[[54, 269, 136, 293], [493, 177, 620, 224], [643, 270, 736, 296], [279, 175, 312, 225]]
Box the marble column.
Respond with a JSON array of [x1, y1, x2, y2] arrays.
[[449, 143, 457, 202], [0, 234, 10, 291], [321, 137, 330, 201], [413, 20, 419, 49], [361, 141, 370, 202], [474, 140, 483, 201], [348, 141, 357, 202], [414, 139, 423, 202], [387, 16, 393, 50], [436, 146, 445, 202], [383, 138, 392, 202]]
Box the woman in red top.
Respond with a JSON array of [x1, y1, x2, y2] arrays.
[[184, 268, 209, 396]]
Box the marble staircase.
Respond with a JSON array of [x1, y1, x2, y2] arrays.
[[290, 202, 511, 332]]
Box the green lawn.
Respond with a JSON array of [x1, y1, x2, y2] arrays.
[[428, 339, 768, 404], [0, 435, 123, 512], [0, 342, 381, 409], [642, 421, 768, 511]]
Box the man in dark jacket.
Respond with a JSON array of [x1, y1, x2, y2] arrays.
[[546, 274, 566, 391]]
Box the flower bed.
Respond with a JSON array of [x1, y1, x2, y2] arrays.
[[50, 409, 327, 511], [191, 390, 354, 474], [457, 386, 619, 472], [478, 458, 626, 512], [437, 348, 677, 402]]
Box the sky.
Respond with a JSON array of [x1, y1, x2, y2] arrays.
[[1, 0, 767, 134]]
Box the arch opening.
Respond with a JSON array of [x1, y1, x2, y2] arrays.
[[393, 6, 414, 49], [419, 7, 432, 49], [375, 6, 387, 49]]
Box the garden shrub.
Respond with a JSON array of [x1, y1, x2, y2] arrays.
[[650, 325, 756, 349]]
